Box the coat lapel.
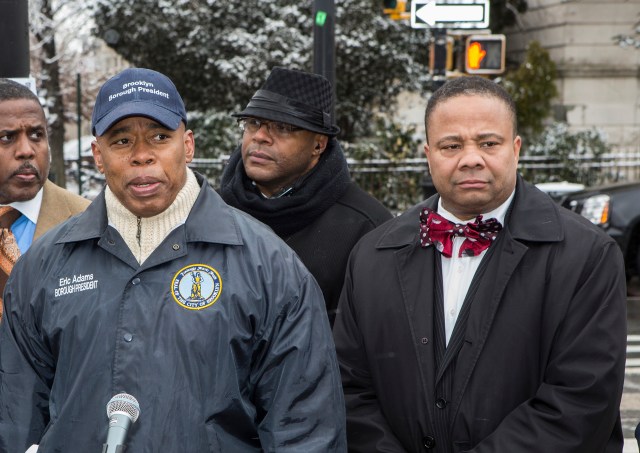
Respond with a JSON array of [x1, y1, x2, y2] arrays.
[[395, 243, 437, 407], [34, 180, 89, 241], [380, 199, 440, 434]]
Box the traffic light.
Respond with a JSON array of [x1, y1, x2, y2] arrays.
[[383, 0, 409, 20], [465, 34, 506, 75], [429, 36, 454, 73]]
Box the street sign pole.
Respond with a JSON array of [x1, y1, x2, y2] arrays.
[[431, 29, 448, 90], [76, 74, 83, 196], [0, 0, 30, 78], [313, 0, 336, 121]]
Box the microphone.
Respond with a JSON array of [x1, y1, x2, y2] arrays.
[[102, 393, 141, 453]]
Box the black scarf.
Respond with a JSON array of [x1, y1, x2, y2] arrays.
[[219, 138, 351, 238]]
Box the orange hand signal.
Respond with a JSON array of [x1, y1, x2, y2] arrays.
[[467, 42, 487, 70]]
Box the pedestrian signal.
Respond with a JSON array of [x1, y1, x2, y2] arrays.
[[465, 35, 506, 75]]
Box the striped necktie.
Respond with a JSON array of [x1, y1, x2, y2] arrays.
[[0, 206, 22, 319]]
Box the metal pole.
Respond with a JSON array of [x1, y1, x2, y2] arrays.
[[0, 0, 30, 77], [313, 0, 336, 121], [431, 28, 448, 91], [76, 74, 82, 196]]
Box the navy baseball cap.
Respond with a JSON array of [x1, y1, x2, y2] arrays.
[[91, 68, 187, 136]]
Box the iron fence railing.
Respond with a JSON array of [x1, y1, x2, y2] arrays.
[[517, 154, 640, 187], [73, 153, 640, 212], [189, 153, 640, 212]]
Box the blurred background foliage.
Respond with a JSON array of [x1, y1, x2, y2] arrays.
[[28, 0, 616, 209]]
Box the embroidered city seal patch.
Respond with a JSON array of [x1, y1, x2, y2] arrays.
[[171, 264, 222, 310]]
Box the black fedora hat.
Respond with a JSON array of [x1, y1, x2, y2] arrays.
[[233, 67, 340, 137]]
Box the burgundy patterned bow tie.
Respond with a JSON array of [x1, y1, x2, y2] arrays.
[[419, 207, 502, 258]]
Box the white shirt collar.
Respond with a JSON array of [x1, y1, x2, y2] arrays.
[[1, 187, 44, 224], [437, 189, 515, 226]]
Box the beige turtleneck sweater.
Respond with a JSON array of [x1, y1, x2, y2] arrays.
[[105, 169, 200, 264]]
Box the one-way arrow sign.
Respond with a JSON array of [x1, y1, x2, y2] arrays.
[[411, 0, 490, 29]]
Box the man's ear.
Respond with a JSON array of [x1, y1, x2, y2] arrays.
[[313, 134, 329, 156], [184, 129, 195, 163], [91, 140, 104, 174]]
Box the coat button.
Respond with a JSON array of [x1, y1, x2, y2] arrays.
[[422, 436, 436, 449], [436, 398, 447, 409], [123, 333, 133, 342], [421, 337, 429, 344], [172, 244, 180, 251], [131, 277, 141, 285]]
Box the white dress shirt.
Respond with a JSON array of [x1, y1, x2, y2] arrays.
[[438, 190, 514, 345]]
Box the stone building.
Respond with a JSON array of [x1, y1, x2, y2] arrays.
[[504, 0, 640, 154]]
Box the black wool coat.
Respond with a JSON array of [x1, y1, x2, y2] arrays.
[[283, 182, 392, 323], [334, 176, 627, 453]]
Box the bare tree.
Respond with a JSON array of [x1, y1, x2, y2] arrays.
[[30, 0, 67, 187], [29, 0, 106, 191]]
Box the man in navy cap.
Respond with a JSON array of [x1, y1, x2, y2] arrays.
[[0, 68, 346, 452], [220, 67, 392, 325]]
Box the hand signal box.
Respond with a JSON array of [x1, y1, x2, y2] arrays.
[[465, 34, 506, 75]]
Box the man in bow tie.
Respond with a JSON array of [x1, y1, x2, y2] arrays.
[[333, 76, 626, 452]]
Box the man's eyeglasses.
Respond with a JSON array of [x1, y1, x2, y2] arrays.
[[238, 118, 303, 138]]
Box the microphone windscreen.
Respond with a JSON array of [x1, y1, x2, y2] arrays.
[[106, 393, 140, 423]]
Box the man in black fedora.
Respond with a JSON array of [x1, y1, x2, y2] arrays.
[[220, 67, 392, 325]]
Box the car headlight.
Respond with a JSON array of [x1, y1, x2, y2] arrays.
[[580, 194, 610, 225]]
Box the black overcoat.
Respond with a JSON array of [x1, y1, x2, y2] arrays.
[[284, 182, 393, 323], [334, 176, 627, 452]]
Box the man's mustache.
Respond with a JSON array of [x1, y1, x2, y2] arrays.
[[12, 163, 41, 179]]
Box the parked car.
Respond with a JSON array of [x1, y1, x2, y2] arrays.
[[63, 135, 103, 200], [536, 181, 585, 203], [561, 182, 640, 280]]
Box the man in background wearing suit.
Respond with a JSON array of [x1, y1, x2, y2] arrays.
[[0, 78, 90, 317]]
